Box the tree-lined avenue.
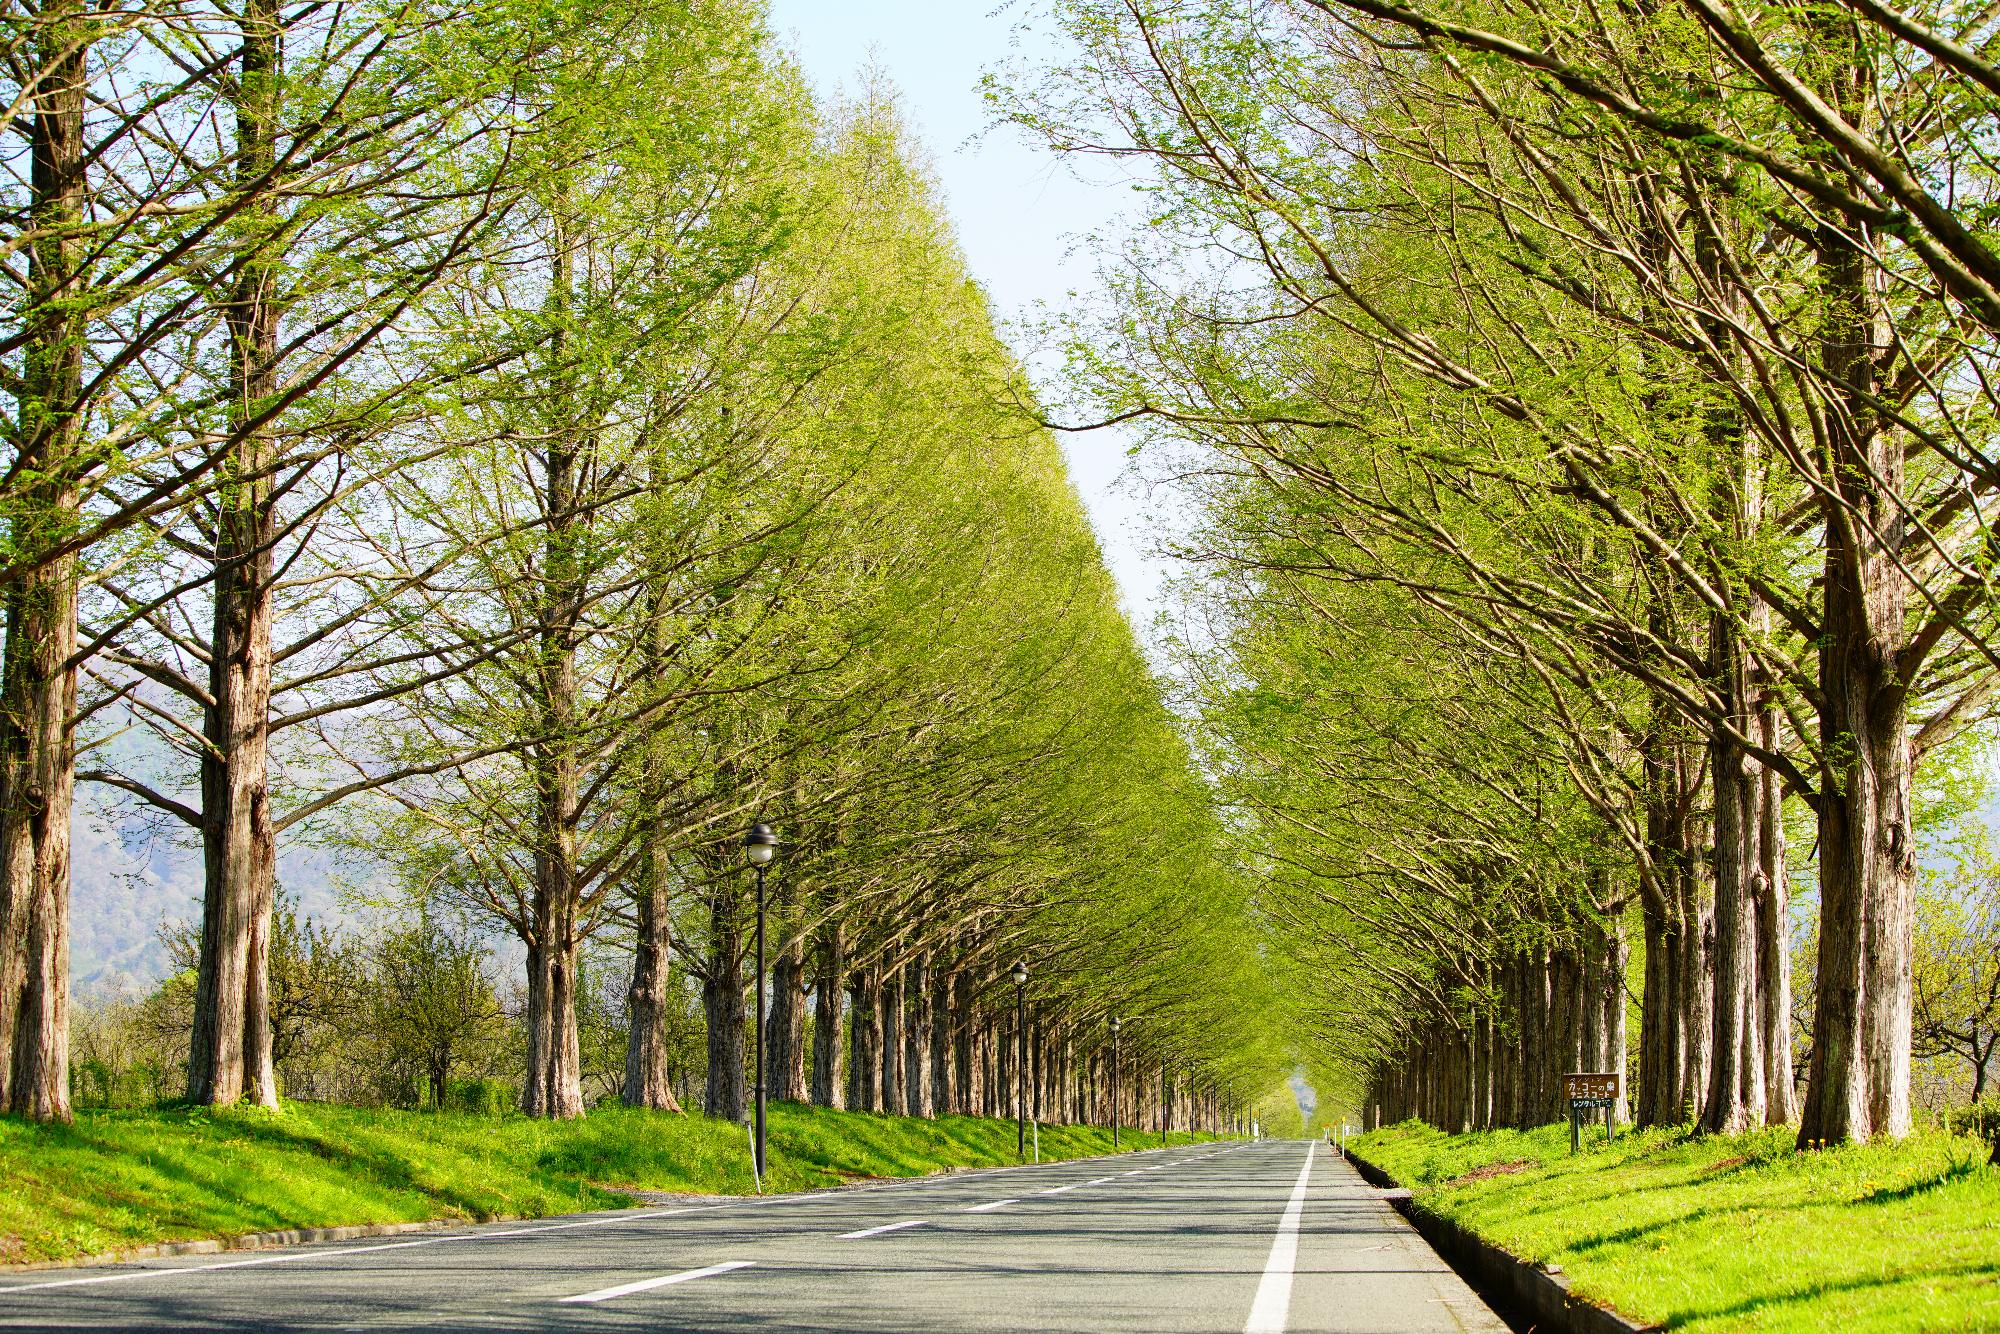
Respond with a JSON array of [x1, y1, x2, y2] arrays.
[[0, 1143, 1501, 1333]]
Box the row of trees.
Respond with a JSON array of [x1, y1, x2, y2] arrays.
[[0, 0, 1281, 1127], [76, 895, 1263, 1135], [1003, 0, 2000, 1145]]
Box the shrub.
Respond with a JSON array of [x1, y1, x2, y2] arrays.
[[446, 1078, 513, 1117]]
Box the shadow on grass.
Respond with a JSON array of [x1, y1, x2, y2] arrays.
[[1659, 1257, 2000, 1329], [1858, 1157, 1982, 1205]]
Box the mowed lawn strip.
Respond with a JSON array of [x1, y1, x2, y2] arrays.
[[0, 1102, 1199, 1266], [1350, 1120, 2000, 1333]]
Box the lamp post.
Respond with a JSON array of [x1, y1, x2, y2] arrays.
[[744, 822, 778, 1181], [1109, 1016, 1121, 1149], [1010, 960, 1029, 1159]]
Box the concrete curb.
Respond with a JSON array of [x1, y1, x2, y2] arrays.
[[0, 1217, 473, 1275], [1345, 1149, 1658, 1334]]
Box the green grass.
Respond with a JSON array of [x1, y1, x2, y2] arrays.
[[1349, 1119, 2000, 1333], [0, 1101, 1203, 1267]]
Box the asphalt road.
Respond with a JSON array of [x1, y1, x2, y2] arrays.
[[0, 1139, 1506, 1332]]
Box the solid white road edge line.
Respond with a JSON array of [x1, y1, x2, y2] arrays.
[[965, 1200, 1016, 1213], [0, 1148, 1158, 1299], [1243, 1143, 1316, 1334], [837, 1220, 928, 1240], [0, 1208, 713, 1296], [560, 1260, 756, 1304]]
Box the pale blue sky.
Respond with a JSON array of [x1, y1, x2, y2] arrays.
[[764, 0, 1171, 629]]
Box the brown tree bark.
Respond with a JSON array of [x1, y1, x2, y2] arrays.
[[810, 925, 845, 1107], [952, 970, 975, 1114], [769, 936, 807, 1103], [1757, 695, 1796, 1124], [187, 0, 284, 1111], [1794, 18, 1916, 1151], [879, 966, 902, 1115], [929, 964, 953, 1115], [0, 0, 89, 1125], [1636, 723, 1714, 1127], [524, 919, 585, 1118], [905, 955, 933, 1117], [849, 966, 882, 1112], [1704, 616, 1766, 1133], [701, 881, 745, 1121], [623, 841, 680, 1111]]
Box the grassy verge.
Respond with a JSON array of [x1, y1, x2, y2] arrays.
[[1349, 1119, 2000, 1333], [0, 1101, 1203, 1267]]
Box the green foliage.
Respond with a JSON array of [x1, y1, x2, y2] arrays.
[[1944, 1099, 2000, 1147], [446, 1079, 514, 1117]]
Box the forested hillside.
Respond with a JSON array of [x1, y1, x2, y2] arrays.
[[0, 0, 1278, 1131]]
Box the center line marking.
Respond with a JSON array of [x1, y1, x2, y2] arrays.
[[561, 1261, 754, 1304], [838, 1220, 927, 1239], [965, 1199, 1016, 1212], [1040, 1184, 1078, 1194], [1087, 1176, 1115, 1185], [1244, 1143, 1316, 1334]]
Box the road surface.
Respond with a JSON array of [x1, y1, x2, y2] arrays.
[[0, 1139, 1506, 1332]]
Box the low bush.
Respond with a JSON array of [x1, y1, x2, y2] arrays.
[[446, 1078, 513, 1117]]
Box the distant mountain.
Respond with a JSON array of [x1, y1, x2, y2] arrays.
[[70, 786, 361, 998]]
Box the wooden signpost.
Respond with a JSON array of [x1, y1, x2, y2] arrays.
[[1564, 1072, 1620, 1153]]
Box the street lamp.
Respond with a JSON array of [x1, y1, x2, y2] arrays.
[[744, 822, 778, 1181], [1109, 1016, 1121, 1149], [1010, 960, 1029, 1159]]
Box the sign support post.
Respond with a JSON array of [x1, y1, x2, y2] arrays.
[[1562, 1072, 1621, 1153]]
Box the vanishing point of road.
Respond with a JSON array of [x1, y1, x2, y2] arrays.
[[0, 1141, 1506, 1332]]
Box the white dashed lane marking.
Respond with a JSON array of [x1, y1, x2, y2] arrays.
[[838, 1220, 928, 1240], [561, 1261, 755, 1305]]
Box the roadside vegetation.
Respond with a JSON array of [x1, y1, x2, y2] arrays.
[[995, 0, 2000, 1159], [1, 0, 1278, 1142], [0, 1103, 1203, 1268], [1351, 1121, 2000, 1332]]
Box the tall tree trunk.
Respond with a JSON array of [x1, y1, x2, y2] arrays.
[[879, 967, 903, 1115], [952, 970, 975, 1114], [929, 964, 953, 1115], [623, 840, 680, 1111], [769, 935, 807, 1103], [189, 0, 283, 1110], [906, 955, 933, 1117], [1758, 694, 1796, 1124], [850, 966, 882, 1112], [524, 922, 585, 1118], [0, 1, 89, 1125], [1795, 19, 1915, 1151], [1704, 623, 1764, 1133], [810, 925, 845, 1107], [701, 885, 745, 1121]]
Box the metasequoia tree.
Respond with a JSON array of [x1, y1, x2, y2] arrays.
[[4, 0, 1292, 1129], [68, 0, 570, 1108], [1273, 0, 2000, 1147], [2, 0, 546, 1116], [344, 0, 810, 1119], [1006, 0, 2000, 1145]]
